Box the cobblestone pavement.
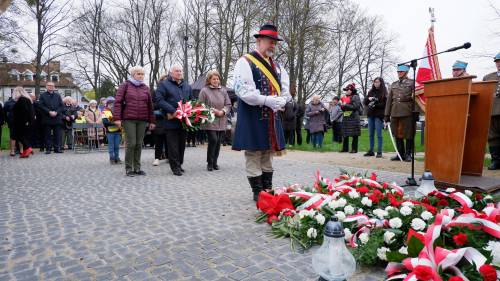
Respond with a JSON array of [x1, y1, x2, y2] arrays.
[[0, 146, 414, 281]]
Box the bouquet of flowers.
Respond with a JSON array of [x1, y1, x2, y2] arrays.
[[173, 100, 215, 131], [255, 170, 499, 281]]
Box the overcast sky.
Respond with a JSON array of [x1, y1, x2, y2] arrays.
[[353, 0, 500, 79]]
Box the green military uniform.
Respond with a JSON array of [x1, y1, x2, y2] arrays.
[[385, 71, 415, 162], [482, 70, 500, 169]]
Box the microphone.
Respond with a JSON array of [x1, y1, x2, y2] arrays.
[[445, 42, 471, 52]]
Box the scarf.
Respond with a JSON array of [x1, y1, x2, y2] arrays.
[[128, 77, 144, 86]]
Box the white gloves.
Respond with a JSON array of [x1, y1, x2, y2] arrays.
[[264, 96, 287, 112]]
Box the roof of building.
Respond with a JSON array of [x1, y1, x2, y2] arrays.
[[0, 61, 79, 89]]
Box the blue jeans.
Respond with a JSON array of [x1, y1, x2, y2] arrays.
[[368, 116, 383, 153], [107, 132, 121, 160], [311, 132, 324, 148]]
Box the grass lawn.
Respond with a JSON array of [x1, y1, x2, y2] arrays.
[[291, 128, 425, 153]]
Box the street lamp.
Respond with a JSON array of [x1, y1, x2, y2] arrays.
[[312, 217, 356, 281]]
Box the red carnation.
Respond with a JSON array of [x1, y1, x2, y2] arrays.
[[436, 192, 446, 199], [414, 265, 433, 281], [368, 194, 380, 204], [382, 182, 389, 189], [421, 203, 437, 214], [356, 186, 370, 194], [420, 197, 430, 204], [449, 276, 464, 281], [341, 189, 350, 194], [370, 172, 377, 181], [267, 215, 278, 225], [479, 264, 497, 281], [452, 233, 468, 246], [437, 198, 449, 206], [282, 209, 294, 217], [388, 194, 402, 207], [475, 193, 483, 200]]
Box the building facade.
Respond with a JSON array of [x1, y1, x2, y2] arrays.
[[0, 60, 82, 104]]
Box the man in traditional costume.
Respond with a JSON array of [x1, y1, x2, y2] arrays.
[[483, 52, 500, 170], [232, 23, 291, 201], [451, 60, 470, 78], [385, 65, 415, 162]]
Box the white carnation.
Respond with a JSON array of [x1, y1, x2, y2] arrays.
[[411, 218, 427, 231], [445, 188, 456, 193], [299, 209, 316, 219], [307, 227, 318, 239], [420, 211, 433, 221], [344, 228, 353, 241], [338, 198, 347, 208], [383, 231, 396, 244], [377, 247, 389, 261], [464, 190, 473, 197], [332, 192, 341, 199], [315, 213, 326, 225], [385, 206, 394, 212], [373, 209, 389, 220], [328, 200, 340, 210], [389, 217, 403, 229], [401, 201, 414, 207], [348, 190, 360, 199], [358, 208, 364, 214], [335, 211, 346, 221], [361, 197, 373, 207], [484, 195, 493, 200], [400, 206, 413, 216], [399, 246, 408, 255], [484, 241, 500, 267], [344, 205, 355, 215], [359, 232, 369, 244]]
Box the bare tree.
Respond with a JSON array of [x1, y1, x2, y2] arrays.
[[18, 0, 74, 96], [0, 2, 19, 57]]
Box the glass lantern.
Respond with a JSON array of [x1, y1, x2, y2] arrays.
[[416, 170, 436, 198], [312, 216, 356, 281]]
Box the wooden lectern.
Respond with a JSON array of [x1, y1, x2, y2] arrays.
[[423, 76, 500, 192]]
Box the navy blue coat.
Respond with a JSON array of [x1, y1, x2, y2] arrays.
[[38, 91, 64, 126], [154, 77, 193, 130]]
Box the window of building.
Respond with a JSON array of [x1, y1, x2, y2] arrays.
[[64, 90, 71, 96], [51, 75, 59, 82]]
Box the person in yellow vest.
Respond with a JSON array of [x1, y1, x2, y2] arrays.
[[483, 52, 500, 170], [102, 97, 122, 165], [451, 60, 469, 78]]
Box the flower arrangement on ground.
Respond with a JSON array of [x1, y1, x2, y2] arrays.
[[255, 170, 499, 281]]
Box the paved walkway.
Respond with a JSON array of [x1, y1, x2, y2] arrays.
[[0, 146, 414, 281]]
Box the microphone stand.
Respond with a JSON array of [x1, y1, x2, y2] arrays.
[[398, 45, 468, 187]]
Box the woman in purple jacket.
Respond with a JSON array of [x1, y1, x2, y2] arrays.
[[114, 66, 156, 177]]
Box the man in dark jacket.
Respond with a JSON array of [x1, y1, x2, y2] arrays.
[[38, 82, 64, 153], [154, 65, 193, 176], [4, 97, 17, 155]]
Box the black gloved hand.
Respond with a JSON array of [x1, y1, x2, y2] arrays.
[[384, 116, 390, 123]]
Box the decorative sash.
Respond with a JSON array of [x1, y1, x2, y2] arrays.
[[244, 53, 281, 96]]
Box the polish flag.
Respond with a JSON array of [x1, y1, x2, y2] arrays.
[[415, 26, 442, 112]]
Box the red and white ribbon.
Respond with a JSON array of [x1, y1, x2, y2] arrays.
[[175, 101, 193, 127], [448, 192, 473, 208]]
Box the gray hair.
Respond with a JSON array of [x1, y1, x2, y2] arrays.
[[128, 65, 145, 76], [169, 64, 183, 74]]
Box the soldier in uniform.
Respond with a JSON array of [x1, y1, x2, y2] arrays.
[[232, 23, 291, 201], [483, 52, 500, 170], [452, 60, 469, 78], [385, 64, 415, 162]]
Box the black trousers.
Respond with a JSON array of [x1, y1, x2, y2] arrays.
[[206, 130, 223, 166], [295, 127, 303, 145], [154, 132, 167, 160], [332, 121, 343, 143], [186, 131, 196, 146], [44, 124, 62, 151], [305, 129, 311, 144], [166, 129, 186, 171], [342, 136, 358, 152], [284, 129, 295, 145]]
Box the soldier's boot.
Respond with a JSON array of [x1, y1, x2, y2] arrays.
[[391, 139, 405, 161], [404, 139, 413, 162], [262, 171, 273, 191], [488, 146, 500, 170], [248, 175, 263, 202]]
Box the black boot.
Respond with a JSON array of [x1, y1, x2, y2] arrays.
[[404, 139, 413, 162], [262, 171, 273, 190], [391, 138, 405, 161], [248, 176, 263, 201], [488, 146, 500, 170]]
